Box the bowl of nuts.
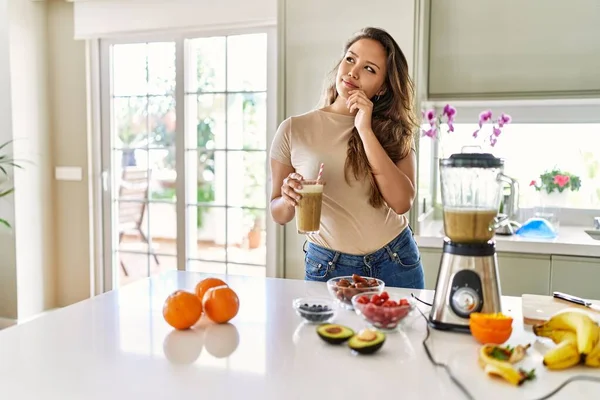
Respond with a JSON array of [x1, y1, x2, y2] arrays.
[[326, 274, 384, 310]]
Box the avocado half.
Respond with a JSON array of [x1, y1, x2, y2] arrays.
[[316, 324, 355, 344], [348, 329, 386, 355]]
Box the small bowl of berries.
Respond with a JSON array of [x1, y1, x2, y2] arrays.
[[351, 291, 416, 332], [292, 297, 336, 324], [326, 274, 384, 310]]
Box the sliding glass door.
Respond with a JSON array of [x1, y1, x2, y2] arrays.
[[100, 28, 276, 289]]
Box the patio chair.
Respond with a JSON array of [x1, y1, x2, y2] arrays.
[[118, 167, 160, 276]]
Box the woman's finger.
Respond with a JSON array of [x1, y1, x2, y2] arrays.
[[282, 188, 300, 206]]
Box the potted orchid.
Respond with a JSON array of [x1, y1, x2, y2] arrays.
[[421, 105, 512, 155], [530, 168, 581, 208]]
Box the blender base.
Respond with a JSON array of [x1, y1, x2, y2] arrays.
[[427, 317, 472, 333]]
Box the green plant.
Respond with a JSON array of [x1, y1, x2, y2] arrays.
[[530, 168, 582, 194], [0, 140, 22, 228]]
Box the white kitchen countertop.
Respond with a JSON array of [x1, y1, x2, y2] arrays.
[[415, 219, 600, 258], [1, 271, 600, 399]]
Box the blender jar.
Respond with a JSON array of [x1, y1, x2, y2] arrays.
[[439, 153, 508, 243]]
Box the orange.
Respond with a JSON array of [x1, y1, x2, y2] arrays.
[[202, 286, 239, 324], [163, 290, 203, 330], [195, 277, 228, 302], [469, 312, 513, 344], [469, 312, 513, 330]]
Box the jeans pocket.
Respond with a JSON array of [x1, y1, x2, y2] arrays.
[[304, 253, 330, 280], [390, 235, 421, 269]]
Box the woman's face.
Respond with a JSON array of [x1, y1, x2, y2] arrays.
[[335, 38, 388, 100]]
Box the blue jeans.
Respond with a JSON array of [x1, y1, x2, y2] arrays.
[[303, 226, 425, 289]]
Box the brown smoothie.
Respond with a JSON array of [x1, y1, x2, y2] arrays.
[[295, 182, 323, 234], [443, 208, 498, 243]]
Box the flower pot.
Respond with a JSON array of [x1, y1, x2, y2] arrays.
[[247, 228, 262, 249], [538, 191, 570, 208]]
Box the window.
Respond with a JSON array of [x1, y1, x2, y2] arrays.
[[101, 29, 276, 289], [434, 123, 600, 210], [415, 100, 600, 228], [185, 33, 268, 276]]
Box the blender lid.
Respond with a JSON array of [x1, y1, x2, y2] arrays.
[[440, 153, 504, 168]]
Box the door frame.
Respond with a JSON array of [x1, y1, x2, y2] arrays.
[[93, 26, 280, 293]]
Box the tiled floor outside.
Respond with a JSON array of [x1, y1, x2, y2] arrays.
[[117, 235, 266, 287]]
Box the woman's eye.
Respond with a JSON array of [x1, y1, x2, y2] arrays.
[[346, 57, 354, 63], [365, 66, 375, 73]]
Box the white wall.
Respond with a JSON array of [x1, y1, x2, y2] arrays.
[[280, 0, 417, 279], [48, 1, 93, 307], [73, 0, 277, 38], [9, 0, 56, 320]]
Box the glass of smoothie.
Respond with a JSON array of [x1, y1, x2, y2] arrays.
[[295, 179, 324, 234]]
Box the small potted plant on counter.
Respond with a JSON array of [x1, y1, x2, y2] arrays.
[[529, 168, 582, 208]]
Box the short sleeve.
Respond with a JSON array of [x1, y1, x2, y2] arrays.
[[270, 117, 292, 166]]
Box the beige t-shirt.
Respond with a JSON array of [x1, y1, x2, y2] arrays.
[[270, 109, 409, 255]]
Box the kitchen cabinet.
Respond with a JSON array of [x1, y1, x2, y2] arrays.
[[420, 248, 442, 290], [418, 247, 552, 296], [497, 253, 551, 296], [551, 255, 600, 300]]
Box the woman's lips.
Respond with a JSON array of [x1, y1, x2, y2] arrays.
[[342, 80, 358, 89]]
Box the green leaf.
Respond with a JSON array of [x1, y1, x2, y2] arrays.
[[0, 139, 13, 152], [0, 188, 15, 197], [0, 218, 11, 228]]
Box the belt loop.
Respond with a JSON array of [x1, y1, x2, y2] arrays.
[[384, 245, 397, 260], [328, 251, 340, 270], [302, 240, 308, 253], [332, 251, 340, 264]]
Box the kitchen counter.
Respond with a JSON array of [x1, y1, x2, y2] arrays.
[[416, 219, 600, 257], [1, 271, 599, 399]]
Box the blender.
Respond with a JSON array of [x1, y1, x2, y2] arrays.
[[429, 152, 514, 332]]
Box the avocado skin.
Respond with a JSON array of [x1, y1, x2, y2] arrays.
[[316, 324, 355, 344], [348, 331, 385, 354]]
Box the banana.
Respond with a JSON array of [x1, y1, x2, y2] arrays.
[[584, 327, 600, 368], [533, 326, 578, 345], [508, 344, 531, 363], [543, 340, 582, 370], [479, 344, 535, 386], [481, 363, 525, 386], [533, 310, 599, 356]]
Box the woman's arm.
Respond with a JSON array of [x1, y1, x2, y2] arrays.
[[360, 132, 416, 214], [347, 89, 416, 214], [269, 158, 300, 225]]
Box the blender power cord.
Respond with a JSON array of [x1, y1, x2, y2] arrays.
[[410, 294, 600, 400]]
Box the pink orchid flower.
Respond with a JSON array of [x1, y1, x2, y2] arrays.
[[447, 121, 454, 132], [498, 113, 512, 128], [422, 127, 437, 138], [426, 109, 436, 123], [529, 180, 537, 187], [478, 110, 493, 128], [554, 174, 570, 188], [443, 104, 457, 119]]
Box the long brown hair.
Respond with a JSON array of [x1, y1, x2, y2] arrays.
[[320, 27, 418, 208]]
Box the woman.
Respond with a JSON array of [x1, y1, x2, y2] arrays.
[[269, 27, 424, 289]]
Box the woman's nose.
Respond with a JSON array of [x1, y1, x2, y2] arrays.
[[348, 67, 359, 79]]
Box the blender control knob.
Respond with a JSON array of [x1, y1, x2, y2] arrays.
[[451, 287, 482, 318]]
